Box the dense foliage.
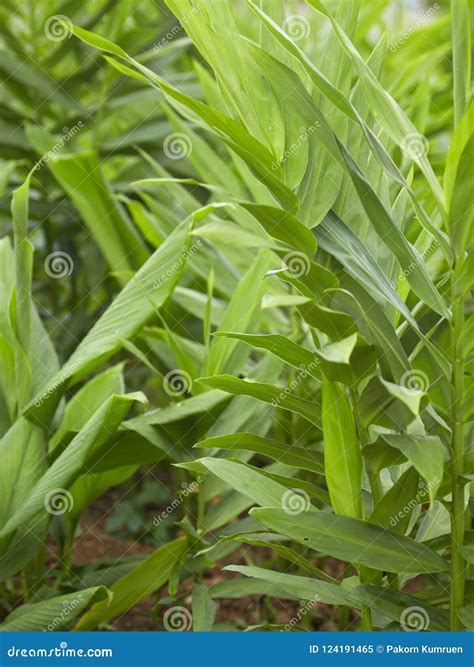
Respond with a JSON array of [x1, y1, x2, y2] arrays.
[[0, 0, 472, 633]]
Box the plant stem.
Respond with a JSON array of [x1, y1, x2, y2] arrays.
[[450, 264, 466, 630]]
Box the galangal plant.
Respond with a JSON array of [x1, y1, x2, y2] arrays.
[[0, 0, 472, 633]]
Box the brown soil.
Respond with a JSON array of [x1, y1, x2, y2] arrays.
[[46, 492, 349, 631]]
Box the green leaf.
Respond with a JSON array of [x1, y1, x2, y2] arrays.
[[322, 379, 362, 518], [299, 299, 356, 341], [196, 457, 296, 509], [444, 102, 474, 255], [197, 375, 321, 427], [24, 219, 191, 425], [39, 151, 149, 274], [225, 565, 358, 608], [192, 584, 217, 631], [213, 332, 320, 379], [451, 0, 472, 123], [50, 364, 125, 451], [363, 434, 444, 501], [356, 585, 449, 631], [196, 433, 324, 475], [307, 0, 445, 209], [239, 204, 316, 256], [206, 250, 273, 376], [76, 537, 187, 630], [0, 587, 110, 632], [250, 508, 449, 574], [369, 467, 420, 533], [1, 393, 146, 539], [358, 376, 426, 430]]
